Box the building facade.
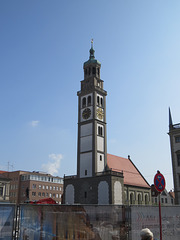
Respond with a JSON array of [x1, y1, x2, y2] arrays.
[[168, 108, 180, 204], [64, 42, 151, 205], [151, 184, 175, 206], [2, 171, 63, 204], [0, 172, 10, 203]]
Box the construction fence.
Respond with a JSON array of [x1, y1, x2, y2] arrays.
[[0, 204, 180, 240]]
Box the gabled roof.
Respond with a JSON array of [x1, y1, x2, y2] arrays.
[[107, 154, 150, 189]]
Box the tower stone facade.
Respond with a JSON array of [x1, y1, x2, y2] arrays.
[[64, 42, 124, 204], [168, 108, 180, 205]]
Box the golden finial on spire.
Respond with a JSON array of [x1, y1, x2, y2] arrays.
[[91, 38, 93, 48]]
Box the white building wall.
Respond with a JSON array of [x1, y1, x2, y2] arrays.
[[80, 135, 92, 152], [80, 123, 92, 137], [97, 136, 104, 151], [97, 153, 104, 172], [80, 152, 92, 177]]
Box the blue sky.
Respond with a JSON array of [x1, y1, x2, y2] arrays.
[[1, 0, 180, 191]]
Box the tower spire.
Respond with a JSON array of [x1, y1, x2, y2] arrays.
[[169, 107, 173, 127], [89, 39, 95, 60]]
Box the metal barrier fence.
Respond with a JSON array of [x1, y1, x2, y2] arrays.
[[0, 204, 180, 240]]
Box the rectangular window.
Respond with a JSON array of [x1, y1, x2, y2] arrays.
[[85, 170, 87, 176], [0, 187, 3, 196], [39, 185, 41, 189], [38, 192, 41, 197], [32, 184, 36, 189], [177, 154, 180, 166], [175, 136, 180, 143], [32, 192, 36, 196], [84, 192, 87, 198]]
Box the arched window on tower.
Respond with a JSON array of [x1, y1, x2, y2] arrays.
[[98, 126, 101, 135], [93, 67, 96, 75], [82, 97, 86, 108], [88, 96, 91, 106], [85, 68, 87, 76], [101, 97, 103, 106], [98, 126, 103, 136], [97, 68, 100, 76], [97, 96, 99, 105], [89, 67, 91, 75]]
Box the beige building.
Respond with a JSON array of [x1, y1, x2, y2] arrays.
[[2, 171, 63, 204], [168, 108, 180, 205], [0, 171, 10, 203]]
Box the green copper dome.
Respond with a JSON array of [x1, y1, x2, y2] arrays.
[[84, 40, 101, 67]]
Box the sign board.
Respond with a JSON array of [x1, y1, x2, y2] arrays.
[[154, 171, 166, 192]]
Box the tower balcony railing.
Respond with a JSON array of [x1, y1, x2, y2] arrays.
[[64, 169, 123, 180], [95, 169, 123, 177]]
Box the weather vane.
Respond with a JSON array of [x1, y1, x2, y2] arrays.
[[91, 38, 93, 48]]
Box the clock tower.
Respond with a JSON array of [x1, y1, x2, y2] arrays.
[[64, 41, 124, 205], [77, 40, 107, 178]]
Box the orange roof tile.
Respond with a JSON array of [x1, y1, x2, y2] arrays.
[[107, 154, 150, 188]]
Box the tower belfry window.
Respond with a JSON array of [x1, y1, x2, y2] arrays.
[[89, 68, 91, 75], [97, 96, 99, 105], [88, 96, 91, 105], [98, 126, 103, 136], [101, 98, 103, 106], [93, 67, 96, 74], [82, 97, 86, 107]]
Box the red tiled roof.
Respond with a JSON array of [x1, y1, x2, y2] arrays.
[[0, 170, 7, 174], [107, 154, 150, 188]]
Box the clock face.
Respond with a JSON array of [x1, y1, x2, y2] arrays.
[[82, 108, 91, 119], [96, 108, 104, 120]]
